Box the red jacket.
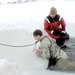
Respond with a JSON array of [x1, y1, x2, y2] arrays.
[[44, 14, 66, 39]]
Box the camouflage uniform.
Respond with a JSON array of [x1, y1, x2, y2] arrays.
[[37, 34, 67, 59], [36, 34, 75, 71]]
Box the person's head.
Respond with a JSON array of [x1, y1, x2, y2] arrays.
[[33, 29, 43, 41], [49, 7, 57, 18]]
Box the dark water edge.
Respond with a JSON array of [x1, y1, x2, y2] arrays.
[[64, 37, 75, 60], [49, 38, 75, 73]]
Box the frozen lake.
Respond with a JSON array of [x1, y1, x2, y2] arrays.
[[0, 1, 75, 75]]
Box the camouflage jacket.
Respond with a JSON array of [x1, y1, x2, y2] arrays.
[[37, 35, 67, 59]]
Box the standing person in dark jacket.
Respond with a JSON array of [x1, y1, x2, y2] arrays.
[[44, 7, 69, 48]]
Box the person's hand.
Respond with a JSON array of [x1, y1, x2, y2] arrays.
[[34, 48, 40, 54]]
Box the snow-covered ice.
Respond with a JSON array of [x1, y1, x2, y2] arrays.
[[0, 1, 75, 75]]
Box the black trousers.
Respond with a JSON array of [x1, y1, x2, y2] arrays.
[[53, 31, 69, 46]]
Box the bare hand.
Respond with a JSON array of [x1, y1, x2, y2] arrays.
[[34, 48, 40, 54]]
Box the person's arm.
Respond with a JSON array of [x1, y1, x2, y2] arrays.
[[36, 37, 51, 59], [44, 20, 59, 39], [60, 18, 66, 31]]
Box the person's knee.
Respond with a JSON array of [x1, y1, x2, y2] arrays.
[[56, 38, 65, 46], [60, 31, 70, 40], [65, 33, 70, 40]]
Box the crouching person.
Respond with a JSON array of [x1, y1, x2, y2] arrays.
[[44, 7, 70, 48], [33, 29, 75, 72]]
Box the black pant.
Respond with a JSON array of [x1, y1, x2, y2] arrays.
[[53, 31, 69, 46]]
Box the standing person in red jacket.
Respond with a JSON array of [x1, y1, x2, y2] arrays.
[[44, 7, 69, 48]]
